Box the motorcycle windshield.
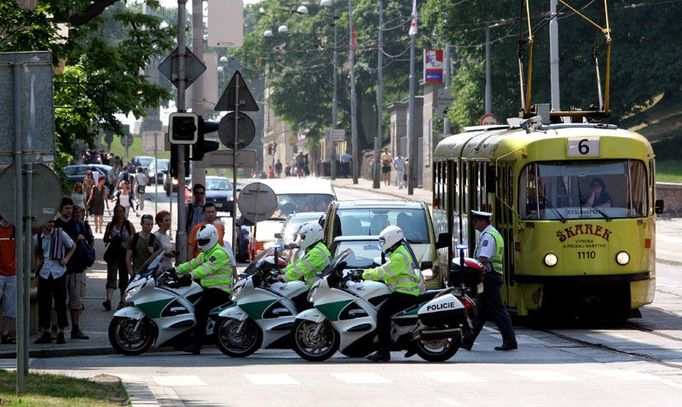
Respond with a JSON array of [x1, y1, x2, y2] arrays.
[[241, 247, 275, 276], [322, 248, 353, 277], [138, 249, 166, 277]]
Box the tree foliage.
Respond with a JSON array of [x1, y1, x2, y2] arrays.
[[421, 0, 682, 131], [1, 0, 174, 161], [233, 0, 415, 149]]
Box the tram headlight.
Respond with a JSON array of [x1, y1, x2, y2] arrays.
[[543, 253, 558, 267], [616, 251, 630, 265]]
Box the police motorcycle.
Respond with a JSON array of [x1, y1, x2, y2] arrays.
[[214, 246, 306, 357], [108, 250, 231, 355], [290, 249, 477, 362]]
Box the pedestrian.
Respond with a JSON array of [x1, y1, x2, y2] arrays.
[[102, 205, 135, 311], [268, 165, 274, 178], [107, 164, 119, 192], [461, 210, 518, 351], [83, 171, 95, 206], [54, 197, 90, 340], [87, 177, 109, 233], [362, 225, 421, 362], [175, 224, 237, 354], [187, 202, 225, 259], [125, 214, 161, 279], [393, 155, 405, 189], [73, 206, 94, 248], [133, 166, 149, 211], [380, 148, 393, 187], [186, 184, 206, 235], [275, 159, 283, 178], [112, 180, 138, 218], [33, 218, 75, 344], [153, 210, 176, 270], [0, 215, 16, 344], [70, 182, 87, 210]]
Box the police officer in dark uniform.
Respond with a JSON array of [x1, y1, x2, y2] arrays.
[[462, 210, 518, 351]]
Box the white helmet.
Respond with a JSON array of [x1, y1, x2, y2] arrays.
[[296, 222, 324, 251], [379, 225, 404, 253], [197, 224, 219, 252]]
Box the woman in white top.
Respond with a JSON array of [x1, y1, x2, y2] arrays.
[[70, 182, 87, 210], [153, 210, 176, 269], [112, 180, 138, 218]]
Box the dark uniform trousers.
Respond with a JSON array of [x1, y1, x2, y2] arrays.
[[194, 288, 232, 346], [376, 292, 419, 353], [465, 271, 517, 346]]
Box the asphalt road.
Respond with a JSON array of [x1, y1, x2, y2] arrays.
[[8, 179, 682, 406]]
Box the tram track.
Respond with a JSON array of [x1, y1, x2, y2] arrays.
[[540, 323, 682, 371]]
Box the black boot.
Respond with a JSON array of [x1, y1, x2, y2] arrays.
[[494, 342, 518, 351]]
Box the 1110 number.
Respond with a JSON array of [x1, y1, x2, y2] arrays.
[[577, 251, 596, 259]]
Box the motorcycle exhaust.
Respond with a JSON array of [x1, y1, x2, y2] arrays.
[[419, 327, 462, 341]]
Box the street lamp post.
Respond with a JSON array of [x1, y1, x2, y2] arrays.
[[373, 0, 383, 189], [349, 0, 358, 184]]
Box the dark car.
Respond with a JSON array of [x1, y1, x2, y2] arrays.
[[205, 176, 234, 215], [63, 164, 112, 186]]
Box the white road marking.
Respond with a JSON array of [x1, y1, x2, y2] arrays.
[[437, 398, 463, 406], [332, 372, 392, 384], [421, 371, 486, 383], [512, 370, 579, 382], [244, 373, 300, 385], [153, 375, 206, 386], [590, 369, 659, 381]]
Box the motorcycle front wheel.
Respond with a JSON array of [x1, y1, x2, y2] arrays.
[[108, 316, 156, 356], [290, 319, 339, 362], [416, 330, 462, 362], [214, 317, 263, 357]]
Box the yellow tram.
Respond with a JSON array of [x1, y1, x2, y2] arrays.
[[432, 119, 663, 319]]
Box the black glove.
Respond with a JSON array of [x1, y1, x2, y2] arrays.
[[177, 273, 193, 286]]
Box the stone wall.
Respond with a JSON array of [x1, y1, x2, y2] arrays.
[[657, 183, 682, 217]]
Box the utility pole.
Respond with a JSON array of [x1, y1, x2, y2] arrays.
[[549, 0, 561, 111], [192, 0, 206, 187], [331, 8, 338, 180], [349, 0, 358, 184], [372, 0, 383, 189], [407, 4, 417, 195], [176, 0, 188, 263], [443, 43, 451, 136], [485, 27, 492, 114]]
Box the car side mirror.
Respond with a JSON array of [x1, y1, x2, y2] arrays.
[[274, 233, 283, 239], [435, 232, 451, 249], [655, 199, 664, 215], [420, 261, 433, 270]]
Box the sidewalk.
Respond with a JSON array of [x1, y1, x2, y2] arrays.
[[330, 176, 682, 266]]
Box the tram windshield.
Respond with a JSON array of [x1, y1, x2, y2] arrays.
[[519, 160, 648, 220]]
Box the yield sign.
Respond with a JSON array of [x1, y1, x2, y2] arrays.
[[158, 46, 206, 89], [215, 70, 259, 111]]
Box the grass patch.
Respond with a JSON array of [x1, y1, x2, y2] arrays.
[[109, 135, 170, 161], [0, 370, 127, 406], [656, 160, 682, 183]]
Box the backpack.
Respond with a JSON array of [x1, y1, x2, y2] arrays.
[[69, 221, 96, 272], [131, 232, 156, 252]]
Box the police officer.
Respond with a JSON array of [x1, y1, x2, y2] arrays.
[[362, 225, 422, 362], [462, 210, 518, 351], [176, 224, 237, 354], [280, 222, 331, 310]]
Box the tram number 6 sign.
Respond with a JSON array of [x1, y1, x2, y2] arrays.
[[568, 137, 600, 157]]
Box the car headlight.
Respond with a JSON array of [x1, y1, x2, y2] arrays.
[[172, 178, 179, 185], [616, 251, 630, 265], [307, 285, 319, 302], [544, 253, 558, 267]]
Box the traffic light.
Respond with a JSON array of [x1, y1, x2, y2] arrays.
[[267, 143, 273, 155], [168, 112, 198, 144], [169, 144, 189, 179], [190, 116, 220, 161]]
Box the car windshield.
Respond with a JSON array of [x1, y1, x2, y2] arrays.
[[152, 160, 169, 170], [207, 179, 232, 191], [334, 241, 383, 268], [273, 194, 333, 218], [337, 208, 430, 244], [519, 160, 649, 220], [282, 213, 324, 241]]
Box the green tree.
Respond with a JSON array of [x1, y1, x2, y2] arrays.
[[2, 0, 174, 163]]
